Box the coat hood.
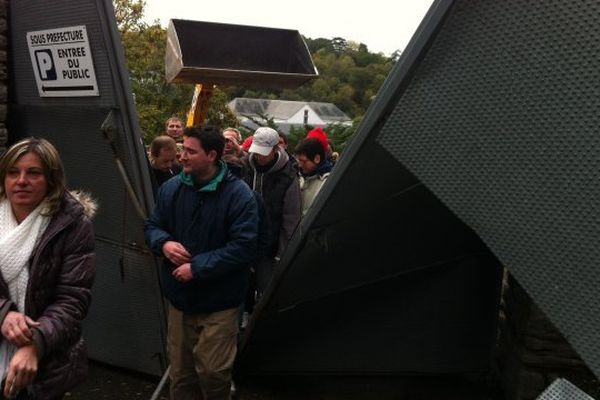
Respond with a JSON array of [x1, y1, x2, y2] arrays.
[[68, 190, 98, 218], [249, 148, 290, 174]]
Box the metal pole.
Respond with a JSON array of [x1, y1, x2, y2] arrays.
[[101, 109, 148, 221], [149, 365, 170, 400]]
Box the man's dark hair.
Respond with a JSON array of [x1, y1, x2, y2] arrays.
[[150, 135, 177, 158], [278, 131, 288, 145], [184, 125, 226, 162], [294, 137, 325, 163]]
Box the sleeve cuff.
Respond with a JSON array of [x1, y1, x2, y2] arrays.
[[0, 301, 16, 325], [31, 328, 46, 359]]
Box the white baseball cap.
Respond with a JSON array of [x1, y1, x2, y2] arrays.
[[249, 127, 279, 156]]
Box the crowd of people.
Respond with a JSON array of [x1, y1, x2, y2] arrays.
[[145, 118, 337, 399], [0, 114, 337, 399], [148, 120, 336, 221]]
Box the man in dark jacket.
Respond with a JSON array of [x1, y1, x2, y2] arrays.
[[149, 135, 182, 190], [242, 127, 301, 296], [145, 125, 259, 400]]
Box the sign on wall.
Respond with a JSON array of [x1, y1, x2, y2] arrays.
[[26, 25, 99, 97]]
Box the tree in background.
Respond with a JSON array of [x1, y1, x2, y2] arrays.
[[226, 37, 393, 150], [113, 0, 145, 32], [331, 37, 348, 55], [390, 49, 402, 63], [227, 37, 394, 120], [204, 88, 241, 132], [287, 117, 363, 156]]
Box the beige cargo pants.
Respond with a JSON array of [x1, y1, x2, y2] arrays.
[[167, 304, 239, 400]]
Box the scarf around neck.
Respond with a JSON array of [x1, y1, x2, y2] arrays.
[[0, 198, 51, 312], [0, 198, 51, 379]]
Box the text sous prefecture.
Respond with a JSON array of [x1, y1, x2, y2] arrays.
[[29, 28, 84, 46]]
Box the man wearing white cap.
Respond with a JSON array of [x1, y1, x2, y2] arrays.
[[242, 127, 301, 296]]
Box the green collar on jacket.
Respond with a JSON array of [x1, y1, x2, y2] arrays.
[[179, 160, 228, 192]]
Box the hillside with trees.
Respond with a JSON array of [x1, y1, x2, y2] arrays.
[[114, 0, 398, 150]]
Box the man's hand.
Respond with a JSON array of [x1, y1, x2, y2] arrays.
[[1, 312, 40, 348], [4, 345, 38, 399], [172, 263, 194, 283], [162, 241, 191, 266]]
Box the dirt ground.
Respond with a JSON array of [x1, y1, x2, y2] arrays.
[[65, 360, 504, 400], [65, 361, 168, 399]]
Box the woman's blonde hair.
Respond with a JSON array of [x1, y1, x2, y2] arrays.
[[0, 137, 66, 215]]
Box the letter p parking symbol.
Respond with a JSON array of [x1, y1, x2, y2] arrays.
[[34, 50, 56, 80]]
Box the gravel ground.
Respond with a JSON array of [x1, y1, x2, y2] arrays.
[[64, 360, 504, 400]]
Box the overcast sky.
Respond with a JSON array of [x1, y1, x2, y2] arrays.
[[142, 1, 435, 56]]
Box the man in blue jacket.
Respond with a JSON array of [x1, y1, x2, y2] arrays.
[[145, 125, 259, 400]]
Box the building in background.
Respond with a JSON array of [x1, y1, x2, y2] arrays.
[[228, 98, 352, 134]]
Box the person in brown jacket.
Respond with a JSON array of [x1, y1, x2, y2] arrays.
[[0, 137, 96, 399]]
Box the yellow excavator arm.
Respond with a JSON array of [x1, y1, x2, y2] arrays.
[[186, 83, 216, 127]]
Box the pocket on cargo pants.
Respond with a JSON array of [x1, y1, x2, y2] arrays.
[[193, 307, 240, 400]]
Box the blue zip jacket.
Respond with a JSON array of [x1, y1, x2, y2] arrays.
[[144, 164, 259, 313]]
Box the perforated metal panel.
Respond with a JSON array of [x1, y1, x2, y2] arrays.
[[84, 242, 166, 373], [537, 379, 595, 400], [377, 0, 600, 378], [237, 0, 503, 375]]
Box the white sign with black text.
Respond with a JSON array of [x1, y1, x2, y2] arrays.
[[27, 25, 99, 97]]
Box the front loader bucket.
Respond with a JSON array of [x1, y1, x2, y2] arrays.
[[165, 19, 318, 88]]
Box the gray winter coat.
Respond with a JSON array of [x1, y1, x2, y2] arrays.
[[242, 149, 301, 258]]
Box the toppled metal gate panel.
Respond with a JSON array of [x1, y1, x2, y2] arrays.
[[374, 0, 600, 379], [9, 0, 166, 376], [536, 379, 596, 400], [236, 1, 503, 376]]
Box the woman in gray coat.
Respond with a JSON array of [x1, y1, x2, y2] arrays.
[[0, 137, 96, 399]]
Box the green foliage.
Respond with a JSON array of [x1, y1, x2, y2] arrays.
[[331, 37, 348, 55], [327, 118, 363, 153], [113, 0, 146, 32], [390, 49, 402, 62], [287, 117, 362, 154], [287, 125, 309, 151], [301, 37, 394, 121], [224, 36, 394, 123], [205, 88, 240, 130], [304, 36, 333, 53]]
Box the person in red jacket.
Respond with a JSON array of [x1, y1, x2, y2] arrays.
[[241, 135, 253, 152]]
